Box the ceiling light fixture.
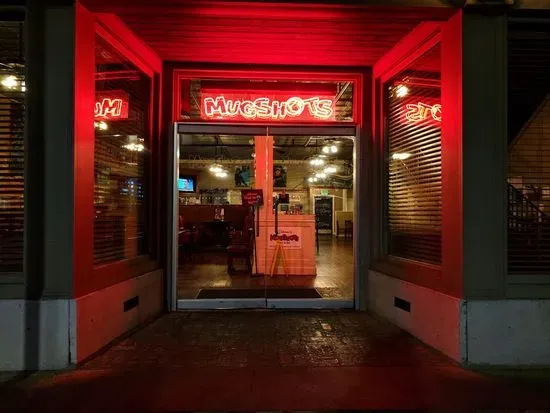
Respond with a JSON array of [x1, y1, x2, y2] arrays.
[[1, 75, 18, 89], [395, 84, 409, 98]]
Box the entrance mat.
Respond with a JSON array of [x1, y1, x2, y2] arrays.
[[196, 288, 322, 299]]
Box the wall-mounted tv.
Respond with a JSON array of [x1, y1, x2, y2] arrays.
[[178, 176, 196, 193]]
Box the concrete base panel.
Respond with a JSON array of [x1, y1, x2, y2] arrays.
[[368, 271, 550, 366], [76, 270, 163, 362], [0, 299, 76, 371], [367, 270, 463, 362], [466, 299, 550, 366]]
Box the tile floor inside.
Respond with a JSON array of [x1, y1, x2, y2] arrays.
[[177, 235, 354, 299]]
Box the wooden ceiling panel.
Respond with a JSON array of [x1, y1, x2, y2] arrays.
[[90, 1, 454, 66]]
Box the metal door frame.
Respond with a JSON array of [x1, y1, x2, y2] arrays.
[[167, 122, 361, 310]]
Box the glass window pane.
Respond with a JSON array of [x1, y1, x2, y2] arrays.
[[0, 20, 25, 273], [385, 44, 442, 265], [94, 35, 151, 265], [178, 78, 355, 123]]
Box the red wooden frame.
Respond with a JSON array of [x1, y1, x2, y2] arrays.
[[74, 7, 162, 297], [372, 16, 465, 298], [371, 22, 448, 293], [172, 69, 364, 128]]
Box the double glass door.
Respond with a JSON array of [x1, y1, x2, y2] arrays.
[[169, 123, 357, 309]]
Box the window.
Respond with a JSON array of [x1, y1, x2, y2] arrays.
[[385, 45, 442, 265], [94, 35, 151, 265], [177, 78, 355, 123], [507, 21, 550, 275], [0, 20, 25, 273]]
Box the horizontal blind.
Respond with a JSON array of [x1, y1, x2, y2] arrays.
[[0, 21, 25, 273], [507, 22, 550, 275], [386, 50, 442, 265], [94, 35, 150, 266]]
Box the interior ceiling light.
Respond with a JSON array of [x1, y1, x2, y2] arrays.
[[330, 144, 338, 154], [209, 165, 223, 173], [392, 152, 411, 161], [324, 166, 338, 174], [1, 75, 18, 89], [215, 171, 228, 178], [123, 142, 145, 152], [308, 177, 314, 183], [395, 84, 409, 98], [94, 121, 108, 131], [315, 172, 327, 179], [322, 146, 330, 154], [310, 158, 325, 166]]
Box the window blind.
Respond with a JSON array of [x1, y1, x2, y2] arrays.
[[508, 21, 550, 275], [0, 20, 25, 273], [385, 46, 442, 265], [94, 35, 150, 266]]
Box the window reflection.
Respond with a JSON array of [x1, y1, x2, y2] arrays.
[[93, 35, 150, 265]]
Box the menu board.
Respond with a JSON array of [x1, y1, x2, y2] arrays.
[[314, 196, 333, 231]]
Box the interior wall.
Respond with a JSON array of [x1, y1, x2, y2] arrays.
[[180, 163, 354, 216]]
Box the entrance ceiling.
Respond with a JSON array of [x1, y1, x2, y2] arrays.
[[83, 1, 455, 66]]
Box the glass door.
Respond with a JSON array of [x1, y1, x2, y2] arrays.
[[172, 123, 357, 310], [175, 131, 266, 309]]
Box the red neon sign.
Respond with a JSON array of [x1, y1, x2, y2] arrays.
[[95, 90, 129, 120], [200, 92, 336, 122], [404, 101, 442, 123]]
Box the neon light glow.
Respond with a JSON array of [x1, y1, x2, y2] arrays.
[[95, 90, 129, 120], [405, 102, 442, 123], [201, 93, 335, 122]]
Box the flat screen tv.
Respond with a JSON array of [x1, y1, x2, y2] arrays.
[[178, 176, 196, 193]]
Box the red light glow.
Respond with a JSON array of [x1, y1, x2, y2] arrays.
[[201, 93, 335, 122], [95, 90, 129, 120], [405, 101, 442, 123]]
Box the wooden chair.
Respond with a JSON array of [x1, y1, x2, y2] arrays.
[[344, 220, 353, 239], [226, 215, 254, 274]]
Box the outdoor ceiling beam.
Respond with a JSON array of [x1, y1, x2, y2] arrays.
[[178, 144, 353, 148]]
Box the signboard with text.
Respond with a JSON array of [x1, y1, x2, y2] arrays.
[[241, 189, 264, 207], [199, 82, 337, 123], [269, 227, 302, 249], [95, 90, 129, 120]]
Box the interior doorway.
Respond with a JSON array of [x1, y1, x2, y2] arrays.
[[168, 123, 358, 310]]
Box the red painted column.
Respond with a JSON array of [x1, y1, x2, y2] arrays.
[[253, 135, 273, 275]]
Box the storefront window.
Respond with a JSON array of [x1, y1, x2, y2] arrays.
[[385, 44, 442, 265], [507, 21, 550, 275], [94, 35, 151, 265], [0, 20, 25, 273], [178, 78, 355, 123]]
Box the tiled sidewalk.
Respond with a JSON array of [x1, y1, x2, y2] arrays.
[[2, 311, 550, 413]]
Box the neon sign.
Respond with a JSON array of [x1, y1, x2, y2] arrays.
[[95, 90, 129, 120], [405, 102, 442, 123], [200, 93, 336, 122]]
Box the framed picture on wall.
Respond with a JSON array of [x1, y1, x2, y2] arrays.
[[234, 165, 250, 187], [273, 165, 287, 188]]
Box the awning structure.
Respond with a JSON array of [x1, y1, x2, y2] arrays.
[[81, 0, 457, 66]]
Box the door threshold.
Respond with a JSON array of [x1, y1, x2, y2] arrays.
[[176, 298, 354, 310], [177, 298, 265, 309], [267, 298, 354, 309]]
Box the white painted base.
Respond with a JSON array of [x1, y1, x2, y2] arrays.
[[466, 299, 550, 366], [0, 299, 76, 371], [368, 270, 550, 366], [76, 270, 163, 362], [367, 270, 464, 362], [0, 270, 163, 371]]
